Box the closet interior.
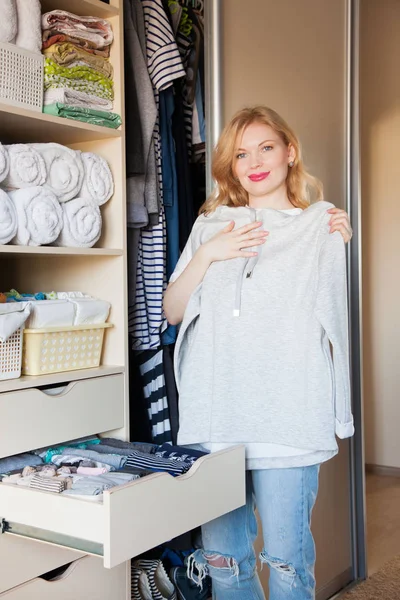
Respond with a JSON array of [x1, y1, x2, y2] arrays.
[[0, 1, 244, 598]]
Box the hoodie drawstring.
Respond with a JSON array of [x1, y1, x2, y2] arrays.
[[233, 209, 263, 317]]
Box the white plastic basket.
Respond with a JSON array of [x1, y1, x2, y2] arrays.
[[0, 328, 23, 380], [0, 41, 43, 111], [22, 323, 113, 376]]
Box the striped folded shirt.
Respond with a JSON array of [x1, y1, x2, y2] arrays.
[[29, 474, 67, 493], [124, 450, 191, 477]]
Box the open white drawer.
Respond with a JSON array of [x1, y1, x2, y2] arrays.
[[0, 446, 245, 568], [0, 375, 124, 458]]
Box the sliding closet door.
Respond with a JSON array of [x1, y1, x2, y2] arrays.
[[206, 0, 354, 597]]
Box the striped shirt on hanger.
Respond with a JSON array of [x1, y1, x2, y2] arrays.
[[129, 0, 185, 350]]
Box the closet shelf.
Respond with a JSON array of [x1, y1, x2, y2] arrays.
[[0, 246, 123, 256], [0, 104, 122, 145], [40, 0, 119, 19], [0, 365, 125, 394]]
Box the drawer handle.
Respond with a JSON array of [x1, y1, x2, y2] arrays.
[[39, 559, 81, 582], [38, 382, 77, 397]]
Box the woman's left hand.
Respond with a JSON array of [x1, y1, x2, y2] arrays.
[[327, 208, 353, 243]]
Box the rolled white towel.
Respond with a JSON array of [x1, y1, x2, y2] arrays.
[[0, 189, 17, 245], [14, 0, 42, 54], [4, 144, 46, 189], [0, 143, 10, 184], [0, 0, 17, 43], [79, 152, 114, 206], [31, 143, 84, 203], [9, 187, 63, 246], [54, 197, 102, 248]]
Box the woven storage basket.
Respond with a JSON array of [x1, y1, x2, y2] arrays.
[[0, 328, 23, 380], [22, 323, 113, 376], [0, 42, 43, 111]]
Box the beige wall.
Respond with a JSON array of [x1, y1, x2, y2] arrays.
[[361, 0, 400, 468], [219, 1, 352, 597]]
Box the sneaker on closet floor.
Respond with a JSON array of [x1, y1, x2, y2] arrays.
[[170, 566, 211, 600], [133, 559, 177, 600], [131, 564, 152, 600]]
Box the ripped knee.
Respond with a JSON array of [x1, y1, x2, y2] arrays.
[[187, 549, 239, 588], [259, 550, 296, 577]]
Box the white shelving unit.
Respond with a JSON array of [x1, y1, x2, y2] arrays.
[[0, 1, 246, 597]]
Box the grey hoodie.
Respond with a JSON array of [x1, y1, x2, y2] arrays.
[[174, 201, 354, 453]]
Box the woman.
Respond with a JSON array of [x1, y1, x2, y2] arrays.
[[163, 106, 354, 600]]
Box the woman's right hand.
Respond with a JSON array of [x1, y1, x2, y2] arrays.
[[199, 221, 269, 264]]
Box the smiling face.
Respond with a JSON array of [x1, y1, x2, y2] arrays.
[[233, 122, 296, 206]]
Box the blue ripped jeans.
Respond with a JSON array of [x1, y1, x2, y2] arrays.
[[188, 465, 320, 600]]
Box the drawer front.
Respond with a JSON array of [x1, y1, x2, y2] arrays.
[[0, 535, 85, 594], [0, 556, 127, 599], [0, 446, 246, 568], [0, 375, 124, 458]]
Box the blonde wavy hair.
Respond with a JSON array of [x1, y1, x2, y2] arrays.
[[200, 106, 323, 214]]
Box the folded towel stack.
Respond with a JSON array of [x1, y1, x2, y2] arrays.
[[0, 143, 114, 248], [41, 11, 121, 129], [0, 0, 41, 53]]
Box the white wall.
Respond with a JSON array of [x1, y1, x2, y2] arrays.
[[361, 0, 400, 468]]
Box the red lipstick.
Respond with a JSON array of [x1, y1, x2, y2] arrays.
[[248, 172, 270, 182]]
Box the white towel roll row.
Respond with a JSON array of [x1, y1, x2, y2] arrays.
[[0, 186, 101, 248], [0, 143, 114, 206]]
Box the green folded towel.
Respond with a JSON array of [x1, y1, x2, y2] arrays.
[[43, 103, 122, 129]]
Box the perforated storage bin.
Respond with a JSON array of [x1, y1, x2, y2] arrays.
[[0, 328, 23, 380], [22, 323, 113, 376], [0, 42, 43, 111]]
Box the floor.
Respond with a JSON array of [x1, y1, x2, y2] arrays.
[[366, 472, 400, 575]]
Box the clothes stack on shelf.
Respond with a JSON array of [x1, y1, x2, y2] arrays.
[[42, 9, 122, 128], [125, 0, 205, 447]]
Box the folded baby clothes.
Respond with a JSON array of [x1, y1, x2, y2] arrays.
[[63, 473, 138, 497], [68, 297, 110, 325], [51, 454, 112, 471], [29, 474, 68, 493], [93, 444, 138, 457], [0, 143, 10, 183], [124, 451, 191, 477], [42, 10, 114, 49], [76, 466, 109, 476], [0, 189, 17, 245], [24, 299, 75, 329], [42, 32, 111, 57], [59, 448, 126, 470], [9, 187, 63, 246], [98, 438, 156, 454], [155, 444, 208, 466], [43, 43, 113, 77], [0, 303, 31, 343], [4, 145, 46, 189], [43, 87, 113, 111], [0, 452, 43, 475]]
